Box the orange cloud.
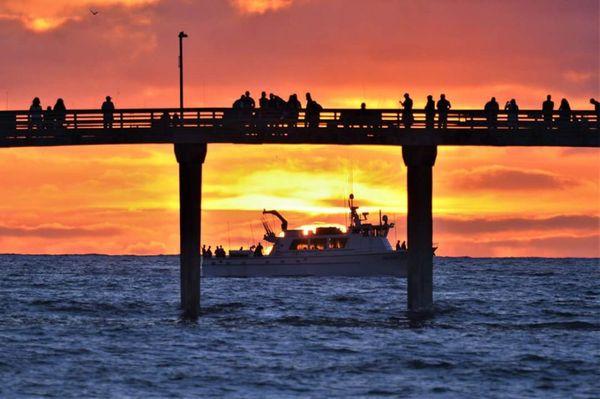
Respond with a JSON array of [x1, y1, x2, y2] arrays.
[[0, 0, 157, 32], [230, 0, 294, 14]]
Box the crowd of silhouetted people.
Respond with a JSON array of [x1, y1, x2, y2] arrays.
[[22, 93, 600, 132], [230, 91, 322, 127], [201, 243, 264, 258]]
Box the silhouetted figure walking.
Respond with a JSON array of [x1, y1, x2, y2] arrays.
[[53, 98, 67, 127], [28, 97, 43, 131], [424, 95, 435, 130], [436, 94, 451, 129], [305, 92, 322, 128], [400, 93, 414, 128], [542, 95, 554, 129], [101, 96, 115, 129], [484, 97, 499, 129], [591, 98, 600, 129], [505, 99, 519, 130], [558, 98, 571, 127]]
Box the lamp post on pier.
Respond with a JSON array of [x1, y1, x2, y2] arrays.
[[178, 31, 188, 116]]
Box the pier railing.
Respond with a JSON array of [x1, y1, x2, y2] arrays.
[[0, 108, 597, 134]]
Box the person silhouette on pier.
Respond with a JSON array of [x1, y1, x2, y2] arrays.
[[401, 241, 407, 251], [242, 91, 255, 109], [159, 111, 171, 129], [285, 94, 302, 126], [259, 91, 269, 109], [172, 112, 182, 127], [233, 95, 245, 109], [201, 244, 207, 257], [505, 99, 519, 130], [53, 98, 67, 128], [44, 106, 54, 130], [206, 246, 213, 258], [436, 94, 451, 129], [424, 95, 435, 130], [542, 95, 554, 129], [101, 96, 115, 129], [28, 97, 43, 131], [400, 93, 414, 128], [591, 98, 600, 129], [558, 98, 572, 127], [484, 97, 499, 129], [305, 92, 322, 128], [396, 240, 401, 251]]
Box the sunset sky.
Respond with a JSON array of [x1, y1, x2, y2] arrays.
[[0, 0, 598, 256]]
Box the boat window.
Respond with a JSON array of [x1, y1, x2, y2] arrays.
[[289, 239, 309, 251], [310, 238, 327, 251], [329, 238, 348, 249]]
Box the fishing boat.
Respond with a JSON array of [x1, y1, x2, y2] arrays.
[[202, 194, 416, 277]]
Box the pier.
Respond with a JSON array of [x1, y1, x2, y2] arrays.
[[1, 107, 598, 318]]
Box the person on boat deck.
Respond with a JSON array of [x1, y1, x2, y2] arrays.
[[401, 241, 407, 251], [254, 243, 264, 257], [396, 241, 401, 251], [201, 245, 206, 257], [206, 246, 213, 258]]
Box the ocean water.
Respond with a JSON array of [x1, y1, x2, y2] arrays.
[[0, 256, 598, 398]]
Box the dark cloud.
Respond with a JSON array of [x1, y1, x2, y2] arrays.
[[0, 224, 121, 238], [435, 215, 600, 235], [451, 167, 576, 191]]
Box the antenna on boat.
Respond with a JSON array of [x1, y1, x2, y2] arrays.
[[227, 221, 232, 252], [250, 223, 256, 246]]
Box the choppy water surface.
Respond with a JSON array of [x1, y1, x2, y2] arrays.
[[0, 256, 598, 398]]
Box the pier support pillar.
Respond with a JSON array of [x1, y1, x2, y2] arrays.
[[174, 143, 207, 319], [402, 146, 437, 315]]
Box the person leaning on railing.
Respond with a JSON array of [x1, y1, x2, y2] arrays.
[[53, 99, 67, 128], [590, 98, 600, 129], [101, 96, 115, 129], [484, 97, 499, 130], [28, 97, 43, 131], [424, 95, 435, 130], [504, 99, 519, 130], [558, 98, 572, 129]]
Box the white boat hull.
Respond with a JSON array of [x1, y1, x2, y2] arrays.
[[202, 251, 407, 277]]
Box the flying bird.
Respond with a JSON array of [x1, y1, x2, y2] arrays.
[[90, 9, 99, 16]]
